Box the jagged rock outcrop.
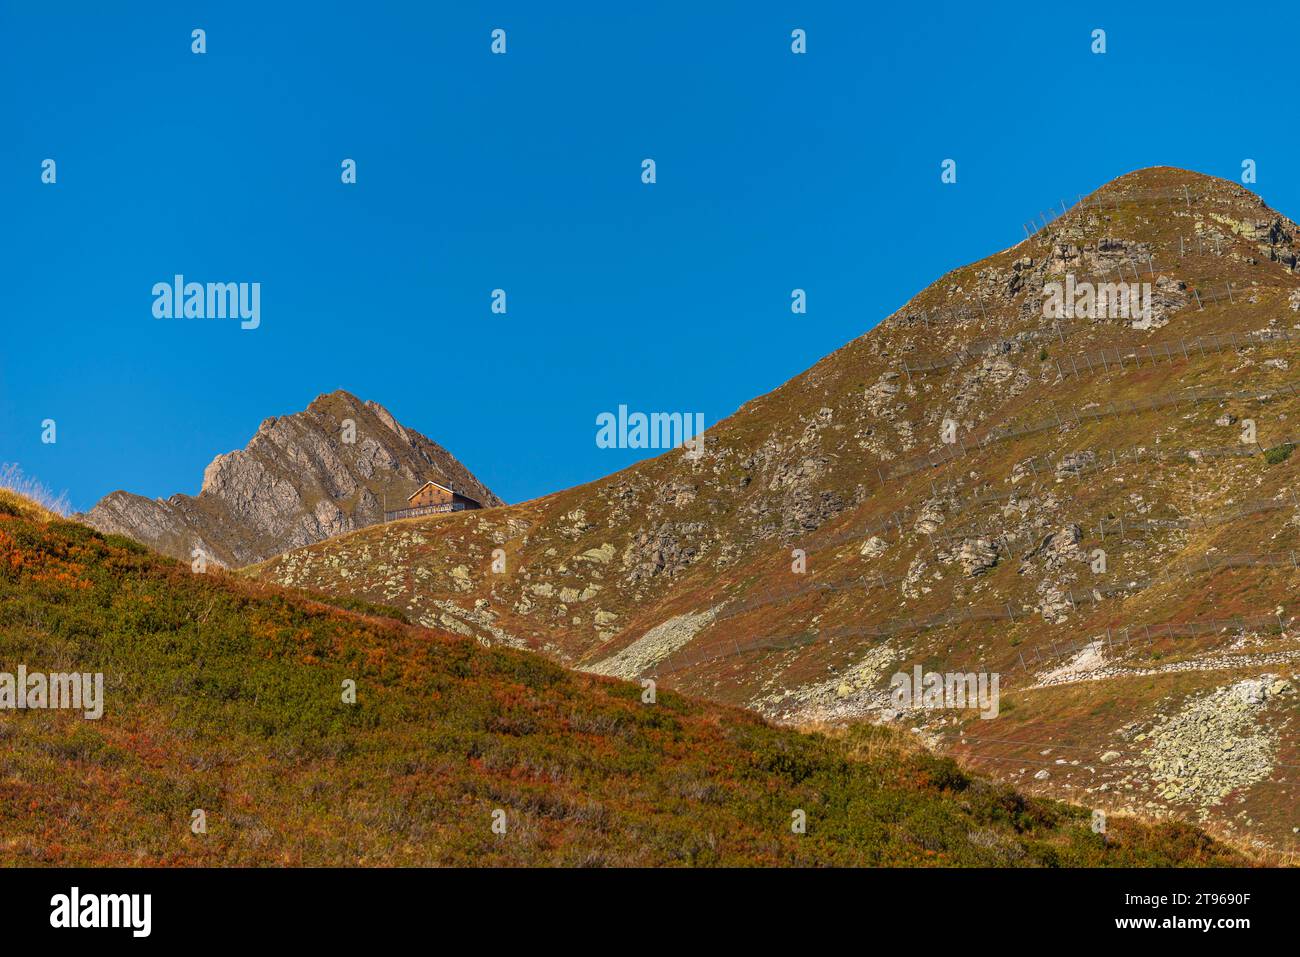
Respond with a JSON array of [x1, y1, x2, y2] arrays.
[[81, 390, 501, 567]]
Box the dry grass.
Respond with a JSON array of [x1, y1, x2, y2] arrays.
[[0, 463, 70, 519], [0, 495, 1250, 867]]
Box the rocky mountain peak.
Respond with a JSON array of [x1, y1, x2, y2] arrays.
[[250, 167, 1300, 851], [83, 390, 500, 568]]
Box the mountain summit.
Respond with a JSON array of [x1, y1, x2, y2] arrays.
[[250, 168, 1300, 851], [84, 390, 501, 567]]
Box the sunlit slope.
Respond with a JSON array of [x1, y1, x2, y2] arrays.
[[251, 167, 1300, 852], [0, 497, 1252, 865]]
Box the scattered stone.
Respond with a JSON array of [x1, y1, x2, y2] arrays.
[[1138, 677, 1282, 810], [860, 535, 889, 559]]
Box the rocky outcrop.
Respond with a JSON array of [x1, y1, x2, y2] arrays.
[[81, 390, 501, 567], [955, 537, 999, 577], [622, 521, 705, 583], [245, 168, 1300, 850]]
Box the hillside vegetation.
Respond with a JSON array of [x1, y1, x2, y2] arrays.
[[250, 168, 1300, 852], [0, 499, 1245, 866]]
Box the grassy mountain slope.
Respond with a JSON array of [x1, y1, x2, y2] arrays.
[[0, 495, 1247, 866], [249, 167, 1300, 853]]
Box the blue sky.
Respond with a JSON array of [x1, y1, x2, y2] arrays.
[[2, 2, 1297, 511]]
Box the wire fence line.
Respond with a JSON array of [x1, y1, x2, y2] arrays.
[[1014, 550, 1300, 613], [713, 530, 1300, 646], [1021, 185, 1232, 240], [926, 480, 1300, 552], [901, 183, 1295, 374], [655, 602, 1290, 679], [1049, 325, 1299, 382], [851, 378, 1299, 504], [825, 466, 1298, 561], [668, 189, 1295, 678], [808, 507, 917, 554], [715, 569, 908, 623], [1024, 185, 1295, 303], [684, 477, 1300, 673], [977, 380, 1299, 450], [806, 433, 1298, 560], [873, 374, 1289, 501], [1096, 493, 1300, 538], [717, 551, 1287, 633], [665, 188, 1300, 707], [901, 298, 1296, 379], [1078, 186, 1214, 208], [898, 241, 1193, 333], [895, 257, 1165, 373], [1008, 613, 1289, 675]]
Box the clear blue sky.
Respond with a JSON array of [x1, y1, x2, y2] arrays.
[[2, 2, 1296, 511]]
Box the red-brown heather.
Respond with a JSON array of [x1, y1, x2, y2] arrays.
[[248, 167, 1300, 857], [0, 485, 1249, 865]]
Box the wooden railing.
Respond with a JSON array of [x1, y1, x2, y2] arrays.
[[383, 502, 469, 522]]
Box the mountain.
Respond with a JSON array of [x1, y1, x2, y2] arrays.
[[248, 167, 1300, 854], [0, 488, 1244, 865], [82, 390, 502, 568]]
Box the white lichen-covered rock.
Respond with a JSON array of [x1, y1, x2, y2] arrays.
[[957, 537, 999, 577], [1137, 677, 1286, 810], [860, 535, 889, 559]]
